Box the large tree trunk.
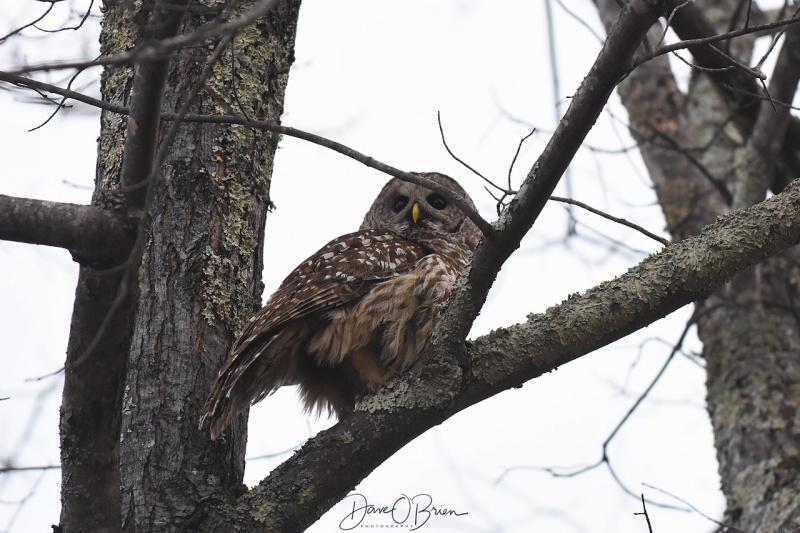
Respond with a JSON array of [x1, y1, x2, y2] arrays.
[[596, 0, 800, 529]]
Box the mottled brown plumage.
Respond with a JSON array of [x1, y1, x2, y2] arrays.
[[200, 173, 481, 439]]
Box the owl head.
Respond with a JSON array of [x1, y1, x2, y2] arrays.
[[360, 172, 482, 252]]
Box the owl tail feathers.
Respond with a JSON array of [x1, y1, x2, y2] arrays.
[[199, 329, 302, 439], [198, 375, 240, 440], [198, 393, 233, 441], [199, 362, 267, 440]]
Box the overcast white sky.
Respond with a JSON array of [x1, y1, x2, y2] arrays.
[[6, 0, 785, 531]]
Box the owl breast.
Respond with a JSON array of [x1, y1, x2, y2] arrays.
[[310, 254, 458, 368]]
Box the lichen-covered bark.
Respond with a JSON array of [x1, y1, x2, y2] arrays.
[[595, 0, 800, 529], [117, 1, 301, 531], [700, 255, 800, 531]]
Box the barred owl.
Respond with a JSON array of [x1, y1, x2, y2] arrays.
[[200, 172, 482, 439]]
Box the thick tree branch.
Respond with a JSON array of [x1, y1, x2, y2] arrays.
[[0, 194, 132, 262], [221, 178, 800, 532]]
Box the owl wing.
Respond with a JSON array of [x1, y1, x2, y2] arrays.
[[200, 228, 427, 437], [236, 228, 427, 341]]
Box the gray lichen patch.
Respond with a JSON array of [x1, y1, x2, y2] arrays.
[[356, 362, 463, 413], [197, 7, 298, 332], [201, 246, 255, 334]]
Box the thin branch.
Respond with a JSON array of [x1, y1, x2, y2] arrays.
[[29, 65, 94, 131], [658, 0, 692, 47], [8, 0, 281, 75], [0, 70, 126, 113], [0, 465, 61, 473], [0, 74, 494, 236], [632, 15, 800, 70], [554, 0, 604, 43], [436, 111, 497, 191], [550, 195, 669, 246], [634, 495, 654, 533], [35, 0, 96, 34], [0, 3, 56, 43], [496, 315, 695, 510], [601, 317, 694, 451], [642, 483, 747, 533], [183, 113, 495, 235], [754, 3, 800, 70], [508, 130, 534, 193]]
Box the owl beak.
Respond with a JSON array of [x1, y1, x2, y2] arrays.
[[411, 202, 421, 224]]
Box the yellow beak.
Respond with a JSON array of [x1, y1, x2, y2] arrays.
[[412, 202, 421, 224]]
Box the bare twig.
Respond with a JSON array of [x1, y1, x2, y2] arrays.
[[658, 0, 693, 47], [0, 70, 126, 113], [496, 314, 697, 512], [508, 130, 534, 193], [550, 196, 669, 246], [632, 15, 800, 70], [643, 483, 747, 533], [554, 0, 604, 43], [36, 0, 96, 33], [184, 113, 496, 235], [0, 464, 61, 473], [9, 0, 281, 75], [0, 3, 56, 43], [754, 3, 800, 71], [436, 112, 496, 190], [634, 494, 654, 533], [29, 65, 94, 131], [0, 73, 494, 236]]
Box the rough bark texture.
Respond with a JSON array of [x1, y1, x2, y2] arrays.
[[596, 0, 800, 530], [117, 1, 301, 531]]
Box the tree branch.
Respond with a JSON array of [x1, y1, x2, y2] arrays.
[[0, 194, 132, 262], [0, 74, 493, 236], [550, 195, 670, 246], [632, 15, 800, 71], [7, 0, 282, 76], [223, 178, 800, 531]]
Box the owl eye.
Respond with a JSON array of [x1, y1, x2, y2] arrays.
[[426, 194, 447, 210], [392, 196, 409, 213]]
